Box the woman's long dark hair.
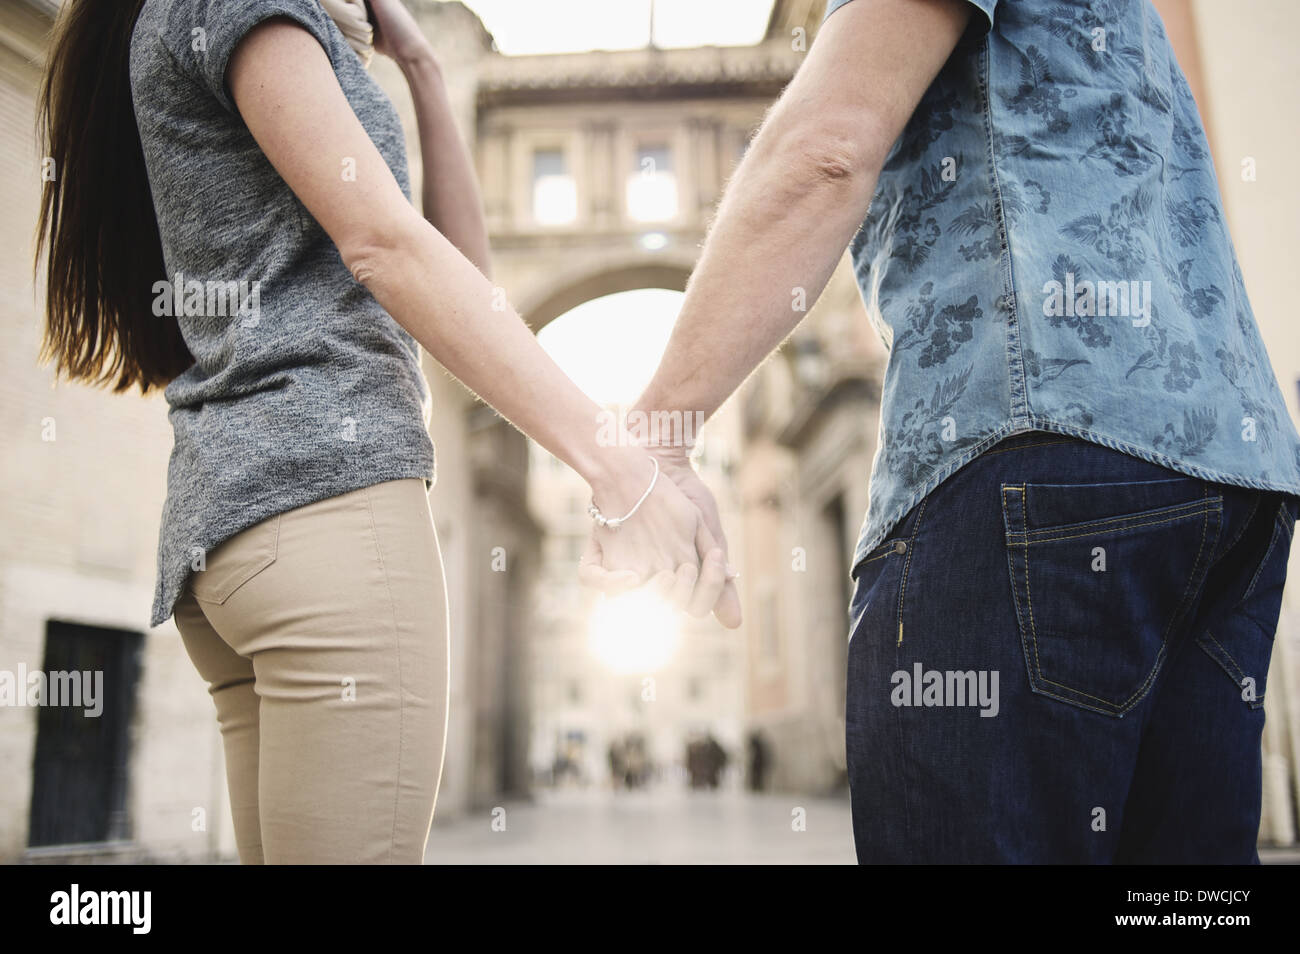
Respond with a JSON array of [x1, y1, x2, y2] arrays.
[[35, 0, 193, 394]]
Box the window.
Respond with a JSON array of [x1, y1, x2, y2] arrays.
[[627, 144, 677, 222], [532, 149, 577, 225]]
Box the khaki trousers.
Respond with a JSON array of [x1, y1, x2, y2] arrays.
[[174, 478, 449, 864]]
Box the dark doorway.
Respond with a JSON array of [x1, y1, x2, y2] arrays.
[[27, 621, 143, 847], [823, 494, 851, 709], [823, 493, 851, 615]]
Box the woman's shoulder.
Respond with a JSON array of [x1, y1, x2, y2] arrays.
[[134, 0, 344, 115]]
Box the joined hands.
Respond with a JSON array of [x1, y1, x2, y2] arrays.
[[578, 442, 742, 630]]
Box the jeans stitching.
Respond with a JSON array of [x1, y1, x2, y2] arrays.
[[1005, 485, 1157, 718], [1202, 631, 1245, 682], [1064, 487, 1214, 712], [1240, 510, 1285, 605], [1199, 630, 1265, 709], [1007, 497, 1220, 545], [858, 548, 894, 567], [1277, 500, 1296, 543], [889, 495, 930, 853], [1007, 484, 1219, 715], [1015, 486, 1048, 690], [895, 498, 929, 647], [1215, 495, 1260, 564], [1000, 486, 1039, 684]]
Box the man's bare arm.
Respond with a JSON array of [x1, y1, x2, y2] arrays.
[[634, 0, 972, 427]]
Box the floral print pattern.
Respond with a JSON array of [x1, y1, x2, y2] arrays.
[[822, 0, 1300, 568]]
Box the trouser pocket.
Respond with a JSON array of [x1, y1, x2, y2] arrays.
[[189, 514, 282, 604], [1195, 496, 1298, 709], [1001, 477, 1222, 717]]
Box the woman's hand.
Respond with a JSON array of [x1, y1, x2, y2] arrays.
[[366, 0, 434, 66], [579, 446, 736, 626]]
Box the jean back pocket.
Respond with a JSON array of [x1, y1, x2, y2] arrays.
[[1001, 478, 1222, 717], [188, 515, 282, 604], [1195, 497, 1299, 709]]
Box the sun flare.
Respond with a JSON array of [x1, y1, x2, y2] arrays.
[[588, 589, 682, 673]]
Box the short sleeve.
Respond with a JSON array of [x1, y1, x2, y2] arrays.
[[822, 0, 997, 36], [163, 0, 339, 113]]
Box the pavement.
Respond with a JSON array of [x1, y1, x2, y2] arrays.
[[425, 788, 1300, 865], [425, 788, 857, 865]]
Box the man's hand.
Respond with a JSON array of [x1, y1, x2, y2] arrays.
[[651, 447, 742, 629], [579, 444, 742, 630]]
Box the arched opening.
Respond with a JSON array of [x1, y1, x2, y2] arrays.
[[524, 286, 747, 797], [518, 259, 694, 333]]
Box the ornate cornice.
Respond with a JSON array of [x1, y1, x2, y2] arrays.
[[478, 39, 803, 107]]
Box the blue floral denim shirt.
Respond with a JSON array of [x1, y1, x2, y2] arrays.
[[824, 0, 1300, 570]]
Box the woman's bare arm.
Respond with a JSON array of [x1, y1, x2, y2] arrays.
[[367, 0, 491, 275], [401, 55, 491, 276], [224, 18, 734, 618]]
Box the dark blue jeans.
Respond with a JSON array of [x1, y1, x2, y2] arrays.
[[846, 432, 1299, 863]]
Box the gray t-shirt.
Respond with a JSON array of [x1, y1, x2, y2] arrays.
[[130, 0, 435, 626]]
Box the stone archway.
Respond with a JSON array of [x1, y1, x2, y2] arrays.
[[517, 257, 695, 333], [451, 2, 812, 815]]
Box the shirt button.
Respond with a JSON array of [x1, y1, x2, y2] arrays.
[[894, 540, 908, 555]]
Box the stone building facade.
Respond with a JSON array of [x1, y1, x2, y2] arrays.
[[2, 0, 1298, 862], [0, 0, 535, 862]]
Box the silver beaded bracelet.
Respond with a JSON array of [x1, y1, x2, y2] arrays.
[[588, 457, 659, 530]]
